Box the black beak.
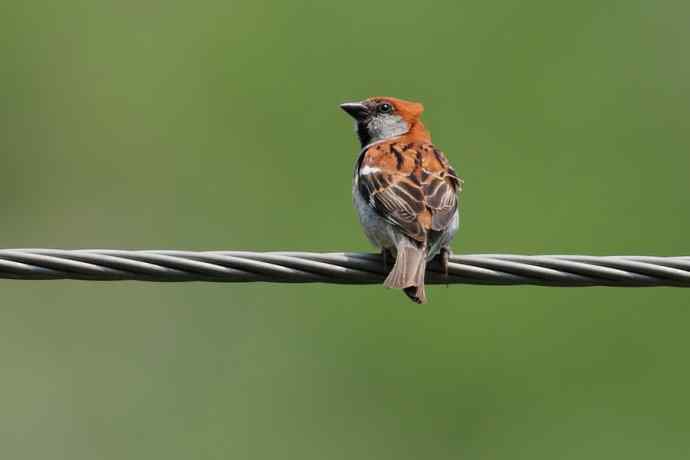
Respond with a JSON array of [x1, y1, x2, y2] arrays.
[[339, 102, 369, 120]]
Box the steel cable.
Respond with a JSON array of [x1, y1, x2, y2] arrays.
[[0, 249, 688, 286]]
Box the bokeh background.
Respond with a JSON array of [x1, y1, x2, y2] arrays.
[[1, 1, 689, 459]]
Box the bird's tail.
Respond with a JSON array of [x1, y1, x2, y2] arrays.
[[383, 244, 427, 304]]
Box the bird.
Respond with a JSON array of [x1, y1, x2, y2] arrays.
[[340, 96, 462, 304]]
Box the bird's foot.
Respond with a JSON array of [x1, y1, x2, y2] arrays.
[[437, 247, 450, 282], [381, 248, 393, 273]]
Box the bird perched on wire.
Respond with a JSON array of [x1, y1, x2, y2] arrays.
[[340, 96, 462, 304]]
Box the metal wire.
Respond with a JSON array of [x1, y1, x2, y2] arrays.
[[0, 249, 688, 286]]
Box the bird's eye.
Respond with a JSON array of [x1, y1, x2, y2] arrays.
[[380, 103, 393, 113]]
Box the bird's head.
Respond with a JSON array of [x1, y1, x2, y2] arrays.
[[340, 96, 429, 147]]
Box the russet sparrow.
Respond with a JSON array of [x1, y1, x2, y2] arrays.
[[341, 97, 462, 303]]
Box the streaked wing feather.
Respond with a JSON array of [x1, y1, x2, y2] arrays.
[[357, 142, 461, 242], [358, 171, 426, 241]]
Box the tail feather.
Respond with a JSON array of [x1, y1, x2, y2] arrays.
[[384, 246, 428, 304]]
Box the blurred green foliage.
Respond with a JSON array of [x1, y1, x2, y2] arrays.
[[1, 1, 689, 459]]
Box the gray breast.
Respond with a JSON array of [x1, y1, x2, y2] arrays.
[[352, 181, 397, 250]]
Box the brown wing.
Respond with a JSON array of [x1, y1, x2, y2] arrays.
[[423, 146, 461, 232], [357, 141, 461, 243]]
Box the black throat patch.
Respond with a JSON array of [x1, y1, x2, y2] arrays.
[[356, 121, 372, 148]]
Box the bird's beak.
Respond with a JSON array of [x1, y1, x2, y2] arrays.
[[339, 102, 369, 120]]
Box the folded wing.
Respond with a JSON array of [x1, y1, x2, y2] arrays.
[[357, 142, 461, 244]]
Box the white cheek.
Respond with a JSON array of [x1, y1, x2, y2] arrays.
[[367, 114, 409, 142]]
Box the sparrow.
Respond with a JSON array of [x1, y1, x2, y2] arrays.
[[340, 96, 462, 304]]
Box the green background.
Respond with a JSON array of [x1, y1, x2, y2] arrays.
[[1, 1, 689, 459]]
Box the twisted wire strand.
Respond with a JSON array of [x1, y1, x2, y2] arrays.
[[0, 249, 689, 286]]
